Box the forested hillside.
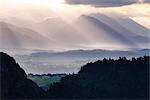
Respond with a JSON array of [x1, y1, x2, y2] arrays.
[[47, 56, 149, 99], [0, 52, 45, 99], [0, 52, 149, 99]]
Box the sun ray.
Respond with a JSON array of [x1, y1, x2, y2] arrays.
[[138, 0, 145, 3]]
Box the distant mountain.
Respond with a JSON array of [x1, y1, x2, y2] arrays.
[[76, 15, 149, 48], [114, 17, 149, 37], [13, 48, 149, 74], [1, 13, 149, 50], [0, 22, 51, 49], [47, 56, 149, 98], [90, 13, 149, 37], [39, 18, 89, 47], [30, 49, 150, 58], [25, 14, 150, 50], [39, 18, 68, 35], [77, 15, 135, 45], [0, 52, 45, 99]]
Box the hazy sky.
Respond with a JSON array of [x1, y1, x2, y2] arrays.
[[0, 0, 150, 28], [0, 0, 150, 52]]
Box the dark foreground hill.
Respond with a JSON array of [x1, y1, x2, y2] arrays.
[[47, 56, 149, 99], [0, 52, 149, 99], [0, 52, 45, 99]]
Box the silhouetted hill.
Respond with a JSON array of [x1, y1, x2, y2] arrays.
[[1, 52, 149, 99], [0, 52, 45, 99], [47, 56, 149, 99]]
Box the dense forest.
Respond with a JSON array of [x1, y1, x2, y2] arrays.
[[47, 56, 149, 99], [0, 52, 149, 99]]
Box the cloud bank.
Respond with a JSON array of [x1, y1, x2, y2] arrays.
[[65, 0, 150, 7]]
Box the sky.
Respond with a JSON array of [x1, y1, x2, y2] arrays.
[[0, 0, 149, 28], [0, 0, 150, 51]]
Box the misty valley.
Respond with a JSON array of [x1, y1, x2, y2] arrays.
[[13, 49, 149, 74], [3, 48, 148, 98], [0, 0, 150, 99], [0, 52, 149, 99]]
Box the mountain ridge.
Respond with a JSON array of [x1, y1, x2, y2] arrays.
[[1, 13, 149, 50], [0, 21, 52, 49], [30, 48, 150, 58]]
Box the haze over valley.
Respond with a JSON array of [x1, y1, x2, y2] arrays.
[[0, 0, 150, 74], [1, 0, 150, 99]]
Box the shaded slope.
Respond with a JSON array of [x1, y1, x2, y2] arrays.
[[90, 13, 150, 43], [77, 15, 150, 48], [0, 22, 51, 49], [0, 52, 45, 99], [78, 15, 136, 45]]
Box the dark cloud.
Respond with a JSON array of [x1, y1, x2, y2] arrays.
[[65, 0, 150, 7]]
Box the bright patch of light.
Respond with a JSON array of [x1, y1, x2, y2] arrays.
[[1, 0, 64, 7], [138, 0, 145, 3], [30, 0, 63, 6]]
